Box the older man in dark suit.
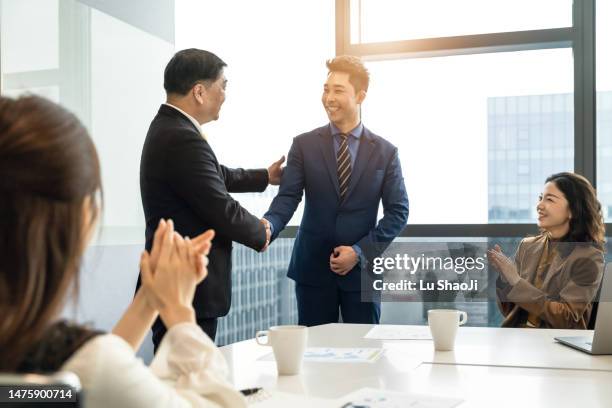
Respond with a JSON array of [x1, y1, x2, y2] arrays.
[[139, 49, 284, 348]]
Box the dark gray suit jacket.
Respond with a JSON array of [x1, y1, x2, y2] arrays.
[[139, 104, 268, 318]]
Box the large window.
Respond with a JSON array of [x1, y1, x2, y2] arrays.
[[337, 0, 602, 328], [597, 0, 612, 221], [338, 0, 600, 231], [351, 0, 572, 43], [364, 49, 573, 224]]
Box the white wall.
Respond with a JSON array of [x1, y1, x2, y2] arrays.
[[90, 8, 174, 229], [175, 0, 335, 224], [75, 6, 174, 361]]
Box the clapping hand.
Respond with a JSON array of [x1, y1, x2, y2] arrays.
[[140, 219, 214, 327], [487, 244, 521, 286], [149, 219, 213, 278]]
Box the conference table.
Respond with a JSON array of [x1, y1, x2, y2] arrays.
[[220, 323, 612, 407]]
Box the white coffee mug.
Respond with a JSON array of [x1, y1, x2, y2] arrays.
[[428, 309, 467, 351], [255, 325, 307, 375]]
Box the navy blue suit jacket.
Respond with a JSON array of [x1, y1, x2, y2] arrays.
[[264, 124, 409, 291]]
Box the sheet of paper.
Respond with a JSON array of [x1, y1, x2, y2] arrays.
[[257, 348, 384, 363], [364, 325, 432, 340], [248, 390, 335, 407], [335, 387, 464, 408], [303, 347, 384, 363]]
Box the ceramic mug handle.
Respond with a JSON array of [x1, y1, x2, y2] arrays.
[[458, 311, 468, 326], [255, 330, 270, 346]]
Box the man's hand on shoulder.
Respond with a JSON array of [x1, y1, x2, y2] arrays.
[[330, 246, 359, 275], [267, 155, 286, 185]]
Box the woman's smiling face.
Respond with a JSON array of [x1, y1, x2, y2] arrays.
[[537, 181, 571, 238]]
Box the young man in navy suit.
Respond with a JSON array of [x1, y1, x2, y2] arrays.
[[263, 56, 409, 326]]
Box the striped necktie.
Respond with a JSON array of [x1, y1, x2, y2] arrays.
[[337, 133, 352, 201]]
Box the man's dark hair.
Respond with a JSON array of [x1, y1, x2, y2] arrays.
[[164, 48, 227, 95], [326, 55, 370, 93]]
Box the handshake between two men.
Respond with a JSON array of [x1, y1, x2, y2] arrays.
[[260, 155, 285, 252], [140, 50, 409, 340], [259, 154, 360, 276]]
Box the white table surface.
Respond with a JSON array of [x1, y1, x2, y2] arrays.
[[220, 324, 612, 407]]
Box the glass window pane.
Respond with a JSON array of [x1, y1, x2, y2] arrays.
[[351, 0, 572, 44], [597, 0, 612, 222], [0, 0, 59, 73], [363, 49, 574, 224]]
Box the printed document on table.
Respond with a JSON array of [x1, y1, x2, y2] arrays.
[[249, 390, 335, 407], [303, 347, 384, 363], [364, 325, 432, 340], [335, 388, 464, 408]]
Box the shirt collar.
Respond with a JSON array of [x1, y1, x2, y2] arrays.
[[329, 122, 363, 140], [164, 103, 208, 141]]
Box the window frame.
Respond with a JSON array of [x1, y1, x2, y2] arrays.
[[331, 0, 606, 237]]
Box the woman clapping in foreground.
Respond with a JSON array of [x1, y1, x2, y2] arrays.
[[0, 95, 246, 407]]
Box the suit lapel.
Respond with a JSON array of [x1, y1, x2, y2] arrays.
[[343, 127, 377, 203], [318, 127, 340, 198], [541, 242, 569, 285], [521, 237, 547, 283]]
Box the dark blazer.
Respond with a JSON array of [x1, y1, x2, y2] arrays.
[[496, 234, 604, 329], [139, 104, 268, 318], [264, 124, 409, 291]]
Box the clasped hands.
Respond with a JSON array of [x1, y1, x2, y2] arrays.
[[330, 246, 359, 275], [139, 219, 214, 326], [260, 156, 285, 252], [257, 222, 359, 276], [260, 218, 271, 252], [487, 244, 521, 286]]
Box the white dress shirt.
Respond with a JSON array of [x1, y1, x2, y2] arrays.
[[61, 323, 246, 408]]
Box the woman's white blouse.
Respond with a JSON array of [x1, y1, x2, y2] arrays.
[[62, 322, 246, 408]]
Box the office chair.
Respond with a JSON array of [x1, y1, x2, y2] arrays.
[[588, 273, 605, 330]]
